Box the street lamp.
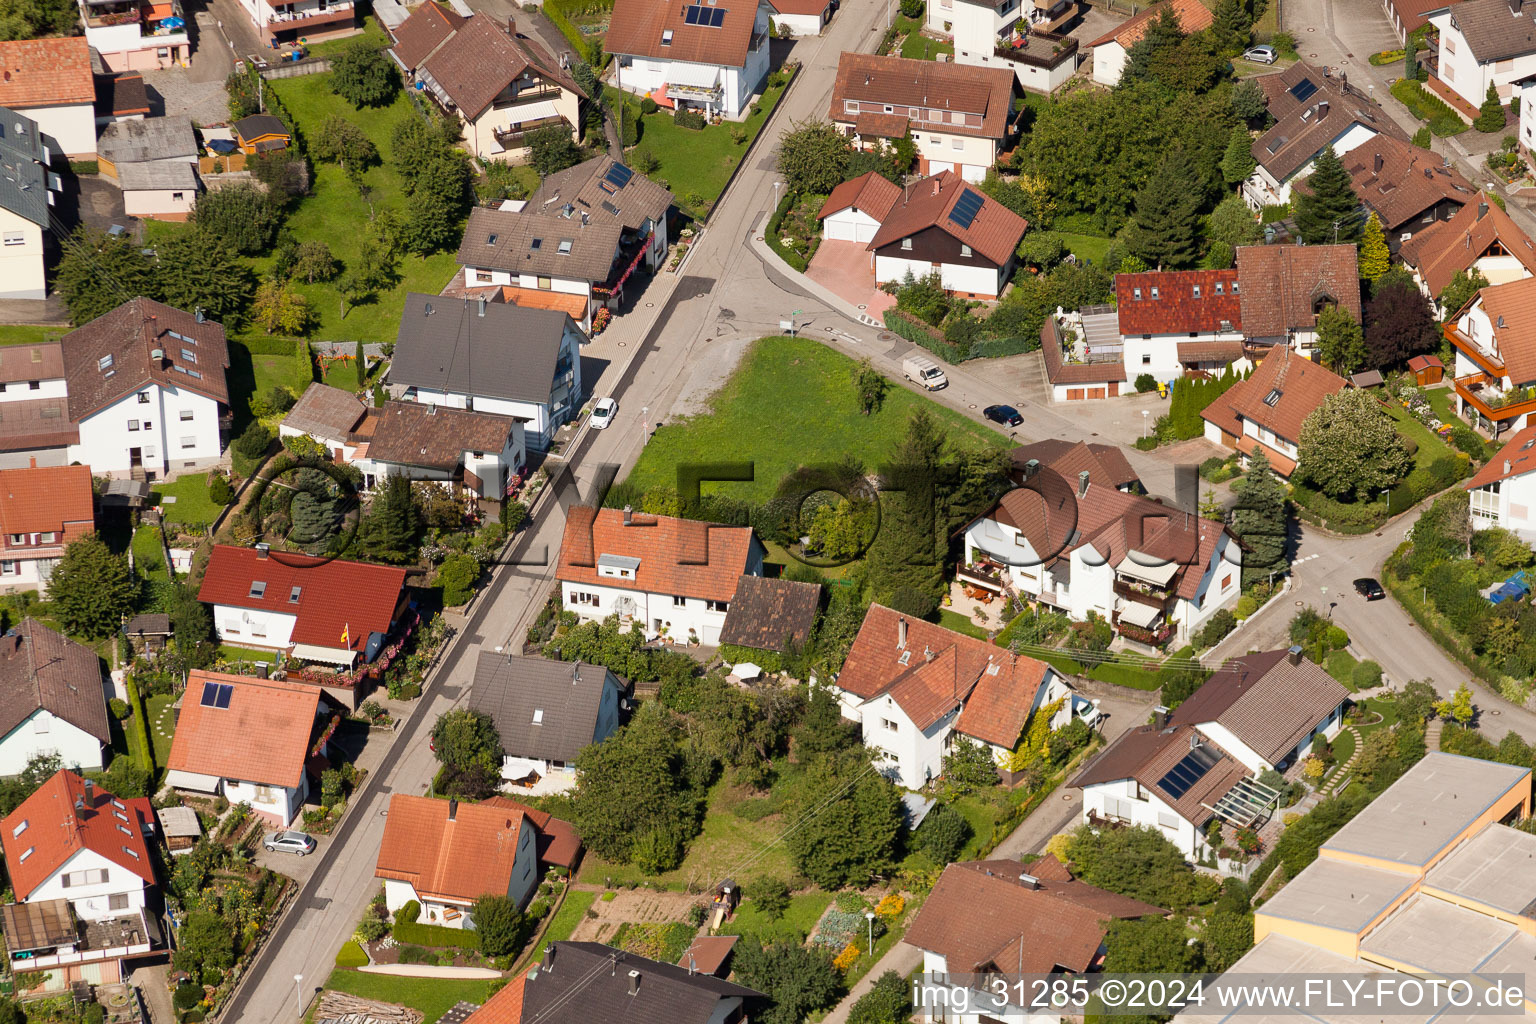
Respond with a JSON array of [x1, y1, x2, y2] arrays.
[[1320, 585, 1331, 620], [294, 975, 304, 1020], [773, 180, 783, 209], [865, 911, 876, 954], [1141, 409, 1149, 439], [641, 406, 649, 443]]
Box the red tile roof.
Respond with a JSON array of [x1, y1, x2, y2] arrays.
[[0, 770, 155, 900], [868, 171, 1027, 267], [197, 545, 408, 654], [0, 38, 94, 108], [677, 935, 738, 976], [420, 15, 582, 119], [388, 0, 465, 68], [1467, 423, 1536, 489], [1114, 269, 1242, 336], [606, 0, 760, 67], [1235, 244, 1362, 339], [464, 974, 525, 1024], [1041, 318, 1126, 385], [1008, 439, 1141, 492], [770, 0, 830, 14], [818, 171, 902, 223], [1473, 277, 1536, 386], [1401, 192, 1536, 298], [375, 794, 528, 904], [1201, 346, 1347, 444], [830, 53, 1017, 143], [483, 796, 582, 869], [1088, 0, 1212, 48], [1387, 0, 1461, 34], [556, 507, 759, 604], [0, 464, 93, 542], [167, 672, 321, 788]]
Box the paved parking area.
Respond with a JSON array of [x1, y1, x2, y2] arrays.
[[805, 240, 895, 318]]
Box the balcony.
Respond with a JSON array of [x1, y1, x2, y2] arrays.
[[493, 116, 572, 150], [1115, 620, 1174, 646], [1444, 322, 1506, 377], [991, 31, 1077, 69], [494, 84, 565, 108], [1454, 373, 1536, 423], [957, 560, 1006, 593], [84, 6, 140, 26], [265, 0, 352, 25], [667, 81, 724, 103], [1113, 577, 1174, 608], [2, 901, 158, 970]]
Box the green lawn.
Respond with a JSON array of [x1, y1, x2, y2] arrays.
[[1384, 402, 1460, 471], [146, 693, 177, 771], [528, 890, 595, 964], [304, 14, 389, 55], [1323, 649, 1361, 691], [1329, 725, 1356, 767], [615, 71, 792, 218], [938, 609, 989, 639], [1085, 645, 1199, 691], [217, 643, 278, 664], [1056, 232, 1113, 266], [323, 970, 495, 1024], [621, 337, 1009, 504], [151, 474, 222, 528], [951, 792, 1007, 859], [131, 525, 168, 583], [726, 889, 834, 945], [901, 30, 953, 60], [1389, 78, 1470, 137], [0, 325, 63, 346]]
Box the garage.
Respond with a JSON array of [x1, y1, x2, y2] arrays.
[[822, 211, 879, 243]]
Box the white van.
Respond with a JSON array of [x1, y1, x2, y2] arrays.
[[903, 354, 949, 391]]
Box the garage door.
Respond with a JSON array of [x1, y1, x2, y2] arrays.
[[825, 218, 856, 242], [855, 221, 878, 243], [1087, 387, 1107, 399], [1066, 388, 1084, 401]]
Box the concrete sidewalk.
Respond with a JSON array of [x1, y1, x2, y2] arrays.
[[822, 942, 923, 1024]]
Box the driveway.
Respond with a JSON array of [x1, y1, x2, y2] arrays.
[[804, 240, 895, 319]]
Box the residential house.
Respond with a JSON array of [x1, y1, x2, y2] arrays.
[[388, 9, 584, 164], [1335, 134, 1475, 251], [1383, 0, 1460, 41], [1429, 0, 1536, 115], [718, 575, 822, 657], [0, 771, 159, 990], [828, 54, 1023, 182], [58, 297, 230, 479], [197, 544, 410, 682], [94, 71, 151, 125], [0, 39, 97, 160], [464, 942, 763, 1024], [467, 652, 628, 788], [832, 604, 1092, 789], [866, 171, 1028, 299], [906, 857, 1163, 1021], [481, 796, 583, 872], [117, 162, 198, 220], [1235, 243, 1363, 358], [361, 400, 525, 500], [1182, 754, 1536, 1019], [1007, 438, 1142, 493], [0, 463, 95, 595], [279, 382, 372, 464], [1089, 0, 1212, 86], [768, 0, 833, 36], [1443, 275, 1536, 435], [0, 106, 57, 301], [375, 794, 539, 927], [389, 292, 585, 449], [526, 154, 672, 279], [0, 342, 75, 469], [234, 0, 355, 48], [927, 0, 1080, 91], [165, 672, 324, 826], [1075, 646, 1350, 860], [1402, 191, 1536, 314], [1040, 315, 1128, 401], [1243, 62, 1407, 209], [0, 619, 109, 775], [1112, 268, 1246, 385], [1467, 422, 1536, 535], [96, 118, 200, 220], [79, 0, 190, 72], [1201, 345, 1348, 477], [606, 0, 772, 117], [556, 505, 765, 645], [962, 464, 1240, 646], [818, 170, 903, 243], [232, 114, 291, 154]]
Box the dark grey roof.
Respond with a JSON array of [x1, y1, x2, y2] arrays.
[[124, 613, 171, 635], [0, 105, 48, 228], [527, 943, 762, 1024], [718, 575, 820, 652], [457, 206, 625, 283], [468, 652, 624, 762], [0, 618, 109, 744], [527, 155, 673, 236], [283, 382, 369, 440], [1447, 0, 1536, 62], [388, 292, 572, 404], [96, 117, 198, 165], [116, 160, 198, 191]]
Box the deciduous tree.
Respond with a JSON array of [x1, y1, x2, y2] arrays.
[[851, 358, 888, 415], [252, 279, 315, 335], [1437, 267, 1488, 321], [49, 534, 138, 639], [570, 703, 702, 866], [190, 183, 282, 254], [1296, 388, 1413, 500], [527, 124, 582, 176], [292, 241, 338, 285], [331, 42, 399, 108], [777, 119, 851, 195], [1206, 193, 1263, 248], [848, 971, 912, 1024], [157, 231, 256, 329], [1316, 305, 1367, 374], [784, 747, 902, 888], [732, 942, 841, 1024], [312, 115, 379, 186], [1365, 277, 1437, 367]]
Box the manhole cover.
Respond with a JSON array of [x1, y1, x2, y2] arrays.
[[1295, 601, 1304, 606], [618, 342, 627, 347], [858, 304, 867, 310], [646, 302, 654, 307], [878, 332, 896, 342], [969, 404, 977, 409], [755, 236, 764, 241], [1491, 709, 1503, 715]]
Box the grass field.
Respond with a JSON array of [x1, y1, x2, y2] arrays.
[[146, 693, 177, 774], [621, 337, 1010, 504], [1056, 232, 1113, 266], [131, 526, 168, 583], [1390, 78, 1470, 137], [526, 890, 596, 965], [323, 970, 495, 1024], [305, 15, 390, 55], [1383, 402, 1460, 471], [0, 326, 63, 346], [938, 609, 989, 639], [152, 474, 222, 528], [727, 890, 834, 944], [217, 644, 277, 664], [1323, 649, 1361, 690], [901, 30, 953, 60]]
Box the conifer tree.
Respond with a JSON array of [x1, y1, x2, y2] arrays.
[[1293, 146, 1361, 244], [1124, 147, 1202, 268], [1358, 212, 1391, 282]]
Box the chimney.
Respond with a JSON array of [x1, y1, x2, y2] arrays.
[[1513, 0, 1523, 15], [627, 970, 641, 996], [622, 504, 633, 525], [1018, 872, 1039, 890], [544, 944, 556, 969], [932, 179, 941, 197], [1373, 151, 1383, 173], [425, 301, 434, 316], [1287, 644, 1303, 666], [572, 659, 581, 684], [1480, 202, 1490, 220], [1506, 459, 1513, 475], [255, 542, 270, 560], [1152, 704, 1170, 729], [507, 13, 516, 33], [74, 795, 86, 822], [897, 617, 907, 649], [923, 644, 933, 662], [82, 778, 94, 808], [195, 308, 205, 324], [477, 297, 487, 317], [448, 798, 458, 821], [687, 954, 697, 976], [27, 456, 35, 468], [1078, 470, 1089, 498]]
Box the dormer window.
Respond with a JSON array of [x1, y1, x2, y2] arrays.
[[901, 237, 912, 250], [1215, 282, 1224, 295], [289, 586, 302, 603], [1151, 286, 1160, 299], [1263, 388, 1282, 407], [558, 238, 573, 255], [1192, 285, 1201, 298], [11, 820, 26, 837], [662, 28, 673, 43], [249, 581, 267, 598], [597, 554, 640, 580], [1232, 282, 1240, 294], [533, 708, 544, 723], [1133, 287, 1143, 300], [530, 237, 543, 250]]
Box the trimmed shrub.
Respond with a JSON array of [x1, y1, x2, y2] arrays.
[[109, 697, 130, 720]]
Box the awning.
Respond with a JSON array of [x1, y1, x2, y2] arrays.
[[732, 662, 762, 680], [507, 100, 559, 125], [667, 62, 721, 88], [1118, 602, 1162, 629], [1117, 552, 1179, 587], [290, 643, 356, 666]]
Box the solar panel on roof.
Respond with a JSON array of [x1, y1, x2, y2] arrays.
[[214, 683, 232, 709], [684, 5, 702, 22], [604, 163, 633, 190], [710, 7, 726, 25], [948, 188, 984, 229], [601, 200, 621, 216], [200, 681, 233, 709], [1288, 77, 1318, 102], [1157, 744, 1219, 800], [200, 681, 219, 707]]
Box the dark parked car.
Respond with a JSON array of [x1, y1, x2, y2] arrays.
[[984, 404, 1023, 426], [1353, 577, 1385, 601]]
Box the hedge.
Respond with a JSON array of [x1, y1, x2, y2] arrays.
[[123, 675, 155, 775], [883, 307, 963, 362], [1382, 556, 1505, 689], [544, 0, 610, 66], [719, 644, 784, 673], [392, 918, 482, 950], [1390, 79, 1469, 137], [335, 940, 369, 967], [766, 191, 809, 272]]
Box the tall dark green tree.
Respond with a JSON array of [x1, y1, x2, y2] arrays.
[[356, 474, 420, 561], [1124, 146, 1203, 268], [189, 183, 282, 254], [527, 124, 583, 176], [156, 232, 256, 328], [1475, 83, 1506, 133], [1292, 146, 1361, 244], [354, 340, 367, 387], [1121, 7, 1186, 85], [48, 535, 138, 639], [783, 747, 902, 888], [53, 228, 157, 326], [848, 972, 913, 1024], [1211, 0, 1251, 54], [1220, 124, 1256, 187], [1228, 447, 1288, 587], [864, 409, 946, 604]]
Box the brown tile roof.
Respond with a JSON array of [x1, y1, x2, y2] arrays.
[[1251, 63, 1407, 182], [1088, 0, 1212, 48], [1332, 135, 1474, 233], [166, 671, 320, 788], [678, 935, 739, 976], [1202, 346, 1347, 444], [61, 298, 230, 419], [606, 0, 760, 66], [770, 0, 831, 14], [1073, 721, 1250, 826], [500, 287, 590, 320], [0, 464, 93, 541], [1172, 649, 1348, 765], [1468, 423, 1536, 488], [868, 171, 1027, 266], [1178, 340, 1245, 364], [458, 206, 625, 284], [95, 72, 150, 119], [0, 397, 78, 451], [955, 654, 1049, 749], [854, 111, 909, 139], [557, 506, 759, 603], [388, 0, 465, 69], [904, 858, 1163, 973], [1008, 439, 1141, 491], [830, 53, 1017, 143], [1443, 0, 1536, 61], [0, 770, 155, 900], [1115, 269, 1242, 336], [1401, 191, 1536, 297], [718, 575, 821, 652], [0, 342, 63, 385], [1388, 0, 1461, 34], [376, 793, 528, 904], [818, 170, 903, 222], [0, 618, 108, 745], [1235, 244, 1362, 339], [233, 114, 289, 144], [282, 383, 369, 441], [0, 38, 94, 108], [1472, 276, 1536, 385], [367, 400, 518, 471], [463, 974, 524, 1024], [482, 796, 582, 869], [197, 544, 408, 654], [528, 155, 672, 236], [420, 15, 582, 119], [1040, 318, 1126, 385]]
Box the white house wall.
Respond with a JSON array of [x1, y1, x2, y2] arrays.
[[873, 254, 1004, 297], [860, 691, 956, 790], [23, 848, 146, 921], [1091, 41, 1127, 86], [560, 580, 734, 645], [0, 209, 45, 301], [123, 188, 197, 220], [224, 776, 306, 827], [68, 385, 223, 478], [0, 710, 103, 775], [211, 602, 298, 649], [770, 11, 824, 34], [20, 103, 96, 159], [1080, 777, 1209, 860], [823, 208, 881, 243], [1432, 11, 1536, 109]]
